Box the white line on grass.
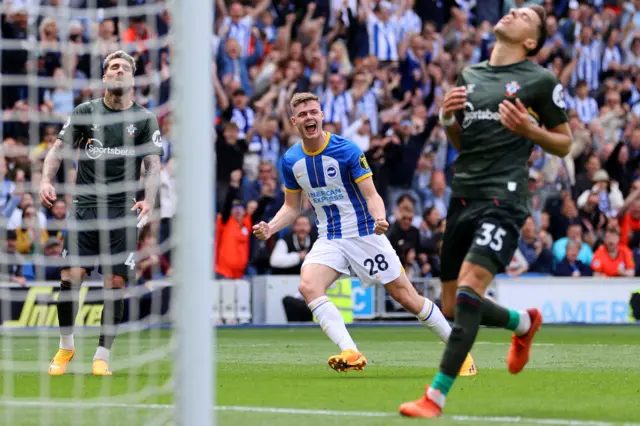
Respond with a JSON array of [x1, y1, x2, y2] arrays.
[[0, 400, 637, 426]]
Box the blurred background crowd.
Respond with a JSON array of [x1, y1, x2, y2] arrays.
[[1, 0, 640, 286]]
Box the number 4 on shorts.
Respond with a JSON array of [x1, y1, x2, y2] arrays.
[[125, 252, 136, 270], [475, 223, 506, 251]]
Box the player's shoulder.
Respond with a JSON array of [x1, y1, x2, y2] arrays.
[[523, 60, 558, 84], [461, 61, 490, 77], [467, 61, 490, 72], [282, 141, 305, 167], [132, 102, 157, 118], [74, 99, 100, 114], [324, 133, 361, 160]]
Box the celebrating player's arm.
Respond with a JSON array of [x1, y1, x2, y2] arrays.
[[348, 146, 388, 234], [132, 116, 163, 227], [439, 77, 467, 151], [498, 75, 572, 158], [357, 177, 388, 234], [253, 156, 302, 241]]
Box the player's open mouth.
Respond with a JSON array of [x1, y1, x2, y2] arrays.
[[305, 123, 317, 133]]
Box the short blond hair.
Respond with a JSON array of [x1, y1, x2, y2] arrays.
[[103, 50, 137, 75], [290, 92, 320, 113]]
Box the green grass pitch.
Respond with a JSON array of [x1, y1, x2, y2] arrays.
[[0, 325, 639, 425]]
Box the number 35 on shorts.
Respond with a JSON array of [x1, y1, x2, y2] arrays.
[[475, 223, 507, 251]]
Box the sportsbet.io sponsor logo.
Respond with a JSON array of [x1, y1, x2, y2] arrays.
[[461, 101, 538, 129], [86, 139, 136, 159], [461, 102, 500, 129]]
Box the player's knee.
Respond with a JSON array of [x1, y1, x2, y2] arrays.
[[298, 277, 322, 301], [458, 262, 493, 294]]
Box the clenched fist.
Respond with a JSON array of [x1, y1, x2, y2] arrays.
[[252, 221, 272, 240], [373, 218, 389, 235]]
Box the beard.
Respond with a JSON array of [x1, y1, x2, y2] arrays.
[[107, 87, 126, 96], [105, 79, 132, 97]]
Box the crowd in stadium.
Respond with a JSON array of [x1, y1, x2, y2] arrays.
[[1, 0, 640, 285]]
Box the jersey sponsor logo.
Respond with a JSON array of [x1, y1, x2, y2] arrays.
[[152, 130, 162, 148], [552, 83, 566, 109], [86, 138, 136, 159], [359, 153, 370, 171], [308, 188, 344, 204], [505, 81, 520, 97], [126, 124, 137, 136], [461, 102, 500, 129], [326, 165, 338, 179]]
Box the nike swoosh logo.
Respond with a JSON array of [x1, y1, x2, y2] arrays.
[[295, 174, 303, 179]]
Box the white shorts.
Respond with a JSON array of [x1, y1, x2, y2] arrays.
[[302, 234, 403, 288]]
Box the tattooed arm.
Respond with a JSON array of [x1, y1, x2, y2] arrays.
[[142, 154, 162, 207], [39, 139, 65, 208]]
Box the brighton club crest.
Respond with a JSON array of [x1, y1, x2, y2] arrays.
[[505, 81, 520, 97], [126, 124, 137, 136]]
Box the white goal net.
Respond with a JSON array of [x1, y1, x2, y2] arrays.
[[0, 1, 213, 425]]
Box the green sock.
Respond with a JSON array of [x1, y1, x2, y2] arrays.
[[431, 372, 455, 396], [506, 308, 520, 331], [481, 297, 518, 330]]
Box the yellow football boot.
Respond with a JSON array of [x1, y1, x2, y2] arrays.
[[327, 349, 367, 372], [48, 348, 75, 376], [92, 359, 112, 376]]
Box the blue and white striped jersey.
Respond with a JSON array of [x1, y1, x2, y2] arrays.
[[281, 132, 375, 239]]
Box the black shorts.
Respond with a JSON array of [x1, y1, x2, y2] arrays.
[[62, 205, 138, 280], [440, 198, 528, 282]]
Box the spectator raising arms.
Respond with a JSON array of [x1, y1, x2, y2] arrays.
[[215, 169, 274, 279]]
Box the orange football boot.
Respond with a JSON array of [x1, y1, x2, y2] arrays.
[[399, 388, 443, 418], [48, 348, 75, 376], [507, 308, 543, 374], [327, 349, 367, 372]]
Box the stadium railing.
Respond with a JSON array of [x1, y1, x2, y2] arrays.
[[2, 276, 639, 327]]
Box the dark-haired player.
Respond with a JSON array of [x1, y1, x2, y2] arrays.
[[400, 5, 572, 417], [40, 50, 163, 376]]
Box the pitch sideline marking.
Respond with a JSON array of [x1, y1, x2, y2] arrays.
[[0, 400, 638, 426]]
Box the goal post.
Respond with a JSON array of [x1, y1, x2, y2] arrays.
[[0, 0, 215, 424], [171, 0, 215, 425]]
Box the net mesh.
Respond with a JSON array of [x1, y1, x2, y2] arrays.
[[1, 1, 178, 424]]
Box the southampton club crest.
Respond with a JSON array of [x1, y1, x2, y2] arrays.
[[505, 81, 520, 97], [126, 124, 137, 136]]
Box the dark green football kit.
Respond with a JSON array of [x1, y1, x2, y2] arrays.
[[441, 59, 568, 280], [57, 98, 162, 278]]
